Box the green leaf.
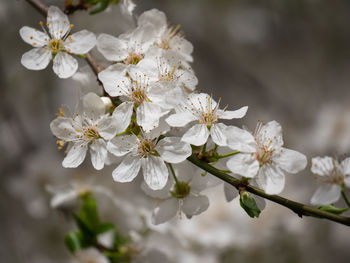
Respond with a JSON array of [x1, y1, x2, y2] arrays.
[[96, 222, 115, 234], [64, 231, 84, 253], [318, 205, 348, 215], [79, 194, 100, 232], [114, 230, 130, 249], [240, 192, 261, 218], [89, 0, 110, 15]]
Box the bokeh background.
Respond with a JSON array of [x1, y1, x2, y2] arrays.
[[1, 0, 350, 262]]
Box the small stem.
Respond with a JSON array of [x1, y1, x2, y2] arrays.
[[168, 163, 179, 184], [201, 142, 207, 154], [217, 151, 240, 159], [342, 189, 350, 208]]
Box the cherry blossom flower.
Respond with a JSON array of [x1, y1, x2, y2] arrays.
[[225, 121, 307, 194], [310, 156, 350, 205], [20, 6, 96, 78], [142, 162, 217, 224], [50, 93, 127, 170], [107, 133, 192, 190], [166, 93, 248, 146]]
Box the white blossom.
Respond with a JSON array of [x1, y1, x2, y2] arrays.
[[107, 133, 192, 190], [20, 6, 96, 78], [225, 121, 307, 194], [166, 93, 248, 146], [50, 93, 126, 170], [73, 248, 109, 263], [310, 156, 350, 205]]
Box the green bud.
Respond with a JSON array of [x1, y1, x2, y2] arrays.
[[240, 191, 261, 218], [170, 181, 191, 199]]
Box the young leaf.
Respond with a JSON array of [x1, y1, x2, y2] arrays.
[[240, 191, 261, 218], [64, 231, 84, 253]]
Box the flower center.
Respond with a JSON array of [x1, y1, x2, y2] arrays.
[[49, 39, 65, 54], [131, 88, 148, 104], [255, 145, 274, 166], [170, 181, 191, 199], [158, 24, 181, 50], [125, 53, 143, 65], [325, 165, 345, 184], [199, 112, 217, 126], [137, 139, 156, 158], [159, 65, 177, 82], [83, 127, 100, 142]]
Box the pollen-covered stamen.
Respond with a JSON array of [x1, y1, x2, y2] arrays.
[[124, 52, 144, 65], [83, 126, 100, 142], [324, 159, 345, 184], [129, 79, 149, 104], [49, 39, 65, 54], [255, 144, 274, 166], [193, 96, 220, 126], [159, 64, 178, 82], [158, 24, 182, 50], [170, 181, 191, 199], [56, 140, 65, 150], [137, 138, 156, 158]]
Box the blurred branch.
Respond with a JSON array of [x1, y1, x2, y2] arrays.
[[188, 154, 350, 227]]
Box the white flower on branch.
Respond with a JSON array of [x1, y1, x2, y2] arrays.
[[225, 121, 307, 194], [50, 93, 126, 170], [107, 133, 192, 190], [20, 6, 96, 78], [310, 156, 350, 205], [166, 93, 248, 146]]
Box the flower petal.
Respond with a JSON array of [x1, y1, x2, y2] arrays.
[[256, 165, 285, 195], [52, 52, 78, 78], [21, 47, 51, 70], [62, 141, 88, 168], [226, 153, 259, 178], [107, 134, 138, 156], [19, 26, 49, 47], [142, 156, 168, 190], [218, 106, 248, 120], [47, 6, 70, 39], [129, 23, 155, 54], [341, 157, 350, 176], [136, 102, 169, 132], [274, 147, 307, 174], [97, 116, 118, 140], [112, 102, 133, 133], [65, 30, 96, 54], [310, 184, 341, 205], [50, 117, 78, 140], [165, 112, 197, 127], [210, 123, 228, 146], [187, 93, 217, 112], [98, 64, 130, 97], [225, 126, 256, 152], [169, 36, 193, 62], [137, 9, 167, 31], [224, 183, 239, 202], [112, 154, 141, 182], [181, 124, 209, 146], [182, 195, 209, 216], [311, 156, 334, 177], [81, 92, 105, 119], [157, 137, 192, 164], [152, 198, 178, 225], [257, 121, 283, 149], [90, 139, 107, 170], [97, 34, 129, 61]]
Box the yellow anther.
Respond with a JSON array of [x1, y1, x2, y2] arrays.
[[46, 22, 50, 26], [58, 107, 64, 117], [33, 42, 37, 45], [30, 36, 33, 39], [68, 35, 72, 39], [39, 21, 43, 26], [70, 24, 74, 28]]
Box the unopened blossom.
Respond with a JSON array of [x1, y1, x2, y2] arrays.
[[166, 93, 248, 146], [137, 9, 194, 63], [50, 93, 127, 170], [225, 121, 307, 194], [73, 248, 109, 263], [20, 6, 96, 78], [99, 69, 177, 131], [310, 156, 350, 205], [142, 162, 216, 224], [107, 133, 192, 190]]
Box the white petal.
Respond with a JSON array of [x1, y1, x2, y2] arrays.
[[90, 139, 107, 170], [274, 147, 307, 174], [145, 116, 170, 139], [188, 93, 217, 111], [141, 180, 172, 199], [341, 157, 350, 176], [157, 137, 192, 164], [169, 36, 193, 62], [190, 173, 221, 193], [311, 184, 341, 205], [256, 165, 285, 195], [136, 102, 169, 132], [137, 9, 167, 31], [225, 126, 256, 152], [97, 116, 118, 140], [65, 30, 96, 54], [97, 34, 129, 61], [112, 102, 133, 133], [224, 183, 239, 202], [19, 26, 49, 47], [50, 117, 78, 141], [210, 123, 228, 146], [112, 154, 141, 182], [177, 69, 198, 91], [142, 156, 168, 190], [226, 153, 259, 178], [52, 52, 78, 78], [182, 195, 209, 216], [82, 92, 105, 118], [47, 6, 70, 39], [257, 120, 283, 149], [165, 112, 197, 127], [311, 156, 334, 177], [21, 47, 51, 70], [62, 142, 88, 168], [344, 176, 350, 188], [152, 198, 178, 225], [218, 106, 248, 120], [129, 23, 155, 54], [97, 64, 130, 97], [182, 124, 210, 146], [107, 134, 138, 156]]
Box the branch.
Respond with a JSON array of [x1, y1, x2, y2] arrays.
[[187, 154, 350, 227], [25, 0, 104, 76]]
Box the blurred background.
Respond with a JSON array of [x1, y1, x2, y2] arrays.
[[1, 0, 350, 262]]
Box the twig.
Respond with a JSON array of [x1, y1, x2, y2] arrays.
[[187, 154, 350, 227]]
